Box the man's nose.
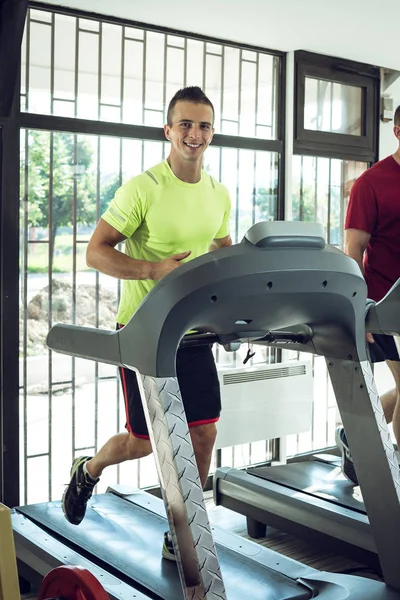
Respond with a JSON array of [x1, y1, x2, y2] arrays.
[[188, 124, 201, 138]]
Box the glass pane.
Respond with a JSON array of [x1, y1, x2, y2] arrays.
[[100, 105, 121, 122], [145, 32, 165, 112], [54, 14, 76, 105], [125, 27, 144, 41], [166, 47, 185, 116], [53, 100, 75, 117], [304, 77, 363, 135], [101, 23, 122, 107], [168, 34, 184, 48], [30, 8, 52, 23], [239, 58, 257, 138], [258, 54, 276, 138], [27, 456, 49, 504], [123, 39, 144, 125], [289, 156, 368, 456], [77, 31, 99, 119], [19, 9, 284, 500], [28, 21, 52, 114], [22, 8, 281, 136], [20, 131, 170, 501], [221, 120, 238, 135], [21, 25, 27, 96], [186, 39, 204, 88], [205, 54, 222, 131], [242, 50, 257, 62], [79, 18, 99, 32], [292, 155, 367, 245], [237, 149, 256, 240], [206, 147, 279, 243], [206, 42, 222, 55], [223, 47, 240, 123]]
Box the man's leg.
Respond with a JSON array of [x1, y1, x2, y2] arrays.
[[179, 343, 220, 488], [190, 423, 218, 487], [160, 344, 221, 561], [337, 337, 400, 484], [62, 365, 153, 526], [86, 433, 152, 479], [380, 387, 397, 424], [384, 360, 400, 445]]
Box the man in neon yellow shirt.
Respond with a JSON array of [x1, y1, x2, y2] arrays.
[[62, 87, 232, 560]]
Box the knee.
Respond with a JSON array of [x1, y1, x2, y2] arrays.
[[125, 434, 152, 460], [190, 424, 217, 455]]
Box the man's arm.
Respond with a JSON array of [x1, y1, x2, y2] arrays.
[[209, 234, 232, 252], [86, 218, 190, 280], [344, 228, 371, 276]]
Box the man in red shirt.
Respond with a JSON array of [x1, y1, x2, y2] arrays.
[[336, 104, 400, 485]]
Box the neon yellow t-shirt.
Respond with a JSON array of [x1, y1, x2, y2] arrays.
[[101, 160, 231, 325]]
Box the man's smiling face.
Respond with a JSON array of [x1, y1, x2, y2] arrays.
[[164, 101, 215, 164]]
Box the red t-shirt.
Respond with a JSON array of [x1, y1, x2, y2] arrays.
[[345, 155, 400, 302]]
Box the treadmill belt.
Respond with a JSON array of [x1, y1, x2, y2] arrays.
[[247, 462, 366, 514], [17, 493, 311, 600]]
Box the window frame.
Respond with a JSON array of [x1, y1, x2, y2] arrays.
[[294, 50, 380, 162], [1, 0, 287, 505]]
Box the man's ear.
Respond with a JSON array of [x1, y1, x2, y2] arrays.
[[164, 124, 171, 140]]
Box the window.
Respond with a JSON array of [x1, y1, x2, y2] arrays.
[[294, 51, 379, 161], [287, 51, 379, 456], [286, 156, 368, 456], [304, 79, 362, 136], [292, 156, 368, 246], [15, 4, 285, 503], [21, 9, 280, 140]]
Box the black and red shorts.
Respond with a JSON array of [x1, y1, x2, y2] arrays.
[[368, 334, 400, 363], [118, 334, 221, 438]]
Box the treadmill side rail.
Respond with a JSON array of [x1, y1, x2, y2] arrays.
[[138, 373, 226, 599], [327, 358, 400, 589]]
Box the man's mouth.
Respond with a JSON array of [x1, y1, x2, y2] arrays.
[[184, 142, 202, 148]]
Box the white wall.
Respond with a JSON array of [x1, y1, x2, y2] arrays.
[[41, 0, 399, 71], [379, 79, 400, 159]]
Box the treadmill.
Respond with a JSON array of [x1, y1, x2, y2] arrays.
[[213, 271, 400, 575], [13, 220, 400, 599]]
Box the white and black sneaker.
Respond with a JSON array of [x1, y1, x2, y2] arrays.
[[161, 531, 176, 561], [335, 427, 358, 485], [62, 456, 99, 525]]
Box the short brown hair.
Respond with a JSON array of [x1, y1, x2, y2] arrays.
[[395, 105, 400, 127], [167, 86, 214, 126]]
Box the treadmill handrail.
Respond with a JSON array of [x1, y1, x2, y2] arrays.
[[47, 221, 370, 376], [365, 278, 400, 335]]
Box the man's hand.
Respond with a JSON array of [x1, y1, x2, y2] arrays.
[[152, 251, 191, 280], [209, 234, 232, 252], [367, 333, 374, 344]]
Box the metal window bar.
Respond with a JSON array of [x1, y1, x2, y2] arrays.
[[47, 131, 54, 500], [292, 155, 371, 455], [299, 155, 304, 221], [22, 128, 29, 505], [72, 134, 78, 462], [141, 30, 147, 125], [313, 156, 318, 221], [272, 56, 277, 139], [116, 138, 124, 484], [98, 22, 102, 121], [94, 136, 101, 469]]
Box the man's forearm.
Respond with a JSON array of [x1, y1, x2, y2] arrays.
[[87, 243, 157, 280], [345, 248, 365, 276]]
